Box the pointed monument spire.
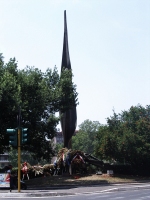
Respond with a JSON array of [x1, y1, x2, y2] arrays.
[[61, 10, 71, 71], [60, 10, 77, 149]]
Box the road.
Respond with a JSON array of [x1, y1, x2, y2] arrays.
[[0, 182, 150, 199]]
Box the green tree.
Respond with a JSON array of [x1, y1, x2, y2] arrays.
[[95, 105, 150, 169], [8, 147, 47, 167], [72, 120, 100, 154], [0, 55, 78, 162], [55, 143, 63, 154], [0, 58, 21, 152]]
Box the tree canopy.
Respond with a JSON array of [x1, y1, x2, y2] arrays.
[[95, 105, 150, 169], [72, 120, 101, 154], [0, 54, 78, 161]]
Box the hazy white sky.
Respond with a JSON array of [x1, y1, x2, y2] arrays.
[[0, 0, 150, 128]]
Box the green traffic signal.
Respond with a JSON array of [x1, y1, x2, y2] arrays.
[[6, 129, 17, 147], [21, 128, 28, 144]]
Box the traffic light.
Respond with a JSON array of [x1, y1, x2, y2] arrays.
[[21, 128, 28, 144], [6, 129, 17, 147]]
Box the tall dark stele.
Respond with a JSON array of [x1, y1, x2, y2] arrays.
[[60, 10, 77, 149]]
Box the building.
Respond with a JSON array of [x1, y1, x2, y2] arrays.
[[56, 132, 64, 144], [0, 153, 10, 168], [54, 130, 78, 146]]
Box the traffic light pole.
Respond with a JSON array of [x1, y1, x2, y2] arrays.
[[6, 107, 28, 192], [17, 107, 21, 192], [6, 128, 20, 191], [18, 128, 21, 192]]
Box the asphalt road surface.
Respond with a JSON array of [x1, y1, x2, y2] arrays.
[[1, 183, 150, 199], [1, 189, 150, 199]]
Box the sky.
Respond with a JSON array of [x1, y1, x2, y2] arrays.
[[0, 0, 150, 129]]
